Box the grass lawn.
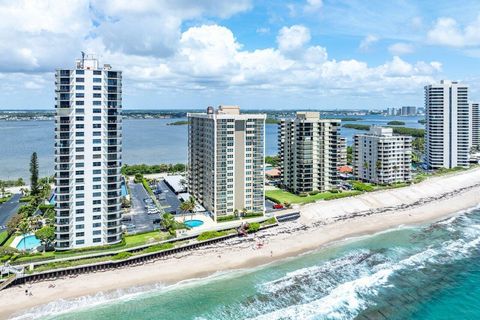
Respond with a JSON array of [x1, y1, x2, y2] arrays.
[[124, 230, 171, 246], [265, 189, 362, 204], [0, 231, 10, 245]]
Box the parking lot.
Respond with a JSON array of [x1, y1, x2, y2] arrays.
[[124, 181, 160, 234], [156, 180, 181, 215]]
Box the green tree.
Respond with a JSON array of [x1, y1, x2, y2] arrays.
[[35, 225, 55, 250], [180, 196, 196, 220], [30, 152, 39, 196], [6, 214, 22, 234], [18, 219, 31, 250]]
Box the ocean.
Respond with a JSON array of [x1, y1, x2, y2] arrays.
[[0, 115, 423, 180], [15, 206, 480, 320]]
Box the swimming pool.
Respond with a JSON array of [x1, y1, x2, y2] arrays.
[[184, 220, 204, 228], [16, 235, 41, 250], [121, 183, 128, 196]]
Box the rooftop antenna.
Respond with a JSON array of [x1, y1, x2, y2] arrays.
[[81, 51, 85, 68]]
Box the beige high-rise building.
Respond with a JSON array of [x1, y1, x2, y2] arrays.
[[471, 103, 480, 151], [187, 106, 265, 220], [353, 126, 412, 184], [338, 137, 347, 167], [278, 112, 340, 194]]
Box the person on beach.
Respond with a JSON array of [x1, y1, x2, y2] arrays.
[[25, 289, 28, 295]]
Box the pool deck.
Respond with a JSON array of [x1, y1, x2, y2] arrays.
[[10, 233, 36, 250]]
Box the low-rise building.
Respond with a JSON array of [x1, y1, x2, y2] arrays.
[[353, 126, 412, 184]]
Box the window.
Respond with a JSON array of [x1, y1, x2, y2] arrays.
[[93, 85, 101, 90], [93, 230, 101, 235], [93, 124, 101, 128], [93, 108, 101, 113], [75, 132, 84, 137], [93, 200, 101, 205], [76, 193, 84, 198], [75, 124, 84, 129], [93, 162, 101, 167], [76, 101, 84, 106], [75, 216, 84, 222], [93, 132, 101, 136], [93, 146, 101, 151], [75, 147, 84, 152], [76, 224, 84, 229], [76, 70, 84, 75], [93, 192, 101, 197], [76, 85, 84, 90], [75, 186, 84, 191], [75, 170, 84, 175], [76, 232, 84, 237], [93, 116, 101, 121], [76, 209, 84, 214], [75, 155, 84, 160], [93, 101, 102, 106], [93, 185, 101, 189], [93, 177, 101, 182], [93, 93, 101, 98], [75, 140, 84, 145], [93, 223, 101, 228], [75, 93, 84, 98], [76, 240, 85, 245], [76, 78, 84, 82], [93, 169, 101, 174], [76, 108, 84, 114], [76, 116, 84, 121], [93, 78, 102, 83], [75, 178, 84, 183], [93, 238, 101, 243], [93, 139, 101, 144], [75, 201, 84, 206]]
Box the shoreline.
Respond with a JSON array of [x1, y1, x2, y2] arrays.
[[2, 168, 480, 319]]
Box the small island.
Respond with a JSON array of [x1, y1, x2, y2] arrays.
[[418, 119, 426, 124], [340, 117, 363, 121], [167, 120, 190, 126], [266, 118, 280, 124], [387, 120, 405, 125]]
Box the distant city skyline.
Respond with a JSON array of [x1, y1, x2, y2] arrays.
[[1, 0, 480, 110]]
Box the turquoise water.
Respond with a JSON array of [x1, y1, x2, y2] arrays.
[[184, 219, 204, 228], [121, 184, 128, 197], [0, 115, 422, 180], [17, 207, 480, 320], [16, 235, 41, 250]]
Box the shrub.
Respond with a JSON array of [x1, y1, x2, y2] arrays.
[[299, 193, 308, 197], [38, 204, 54, 213], [309, 191, 319, 196], [197, 231, 228, 241], [247, 222, 260, 233], [19, 196, 34, 203], [217, 215, 236, 222], [329, 189, 340, 193], [243, 212, 263, 218], [261, 217, 277, 226], [112, 252, 133, 260], [140, 243, 174, 254], [352, 182, 374, 192]]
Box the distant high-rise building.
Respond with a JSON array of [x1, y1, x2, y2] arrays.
[[188, 106, 265, 220], [54, 55, 123, 250], [353, 126, 412, 184], [279, 112, 340, 194], [472, 103, 480, 150], [425, 80, 470, 169], [401, 106, 416, 116]]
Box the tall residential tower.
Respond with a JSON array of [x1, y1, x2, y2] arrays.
[[471, 103, 480, 151], [278, 112, 340, 194], [188, 106, 265, 220], [54, 55, 123, 250], [425, 80, 470, 169]]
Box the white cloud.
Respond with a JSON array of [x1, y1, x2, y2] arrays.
[[304, 0, 323, 13], [427, 15, 480, 47], [388, 43, 415, 55], [277, 25, 311, 53], [359, 35, 379, 51]]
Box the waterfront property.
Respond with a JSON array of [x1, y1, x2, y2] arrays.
[[278, 112, 340, 194], [353, 126, 412, 184], [472, 103, 479, 151], [188, 106, 266, 221], [425, 80, 470, 169], [54, 55, 123, 250]]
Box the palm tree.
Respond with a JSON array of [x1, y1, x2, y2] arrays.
[[18, 220, 31, 251]]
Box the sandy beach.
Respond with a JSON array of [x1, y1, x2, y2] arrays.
[[2, 167, 480, 319]]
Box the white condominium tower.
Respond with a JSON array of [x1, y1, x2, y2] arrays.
[[279, 112, 340, 194], [188, 106, 266, 220], [472, 103, 480, 150], [425, 80, 470, 169], [353, 126, 412, 184], [54, 55, 123, 250]]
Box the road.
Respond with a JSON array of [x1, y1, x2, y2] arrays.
[[0, 194, 21, 228], [127, 182, 156, 234]]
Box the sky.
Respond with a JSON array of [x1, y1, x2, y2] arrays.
[[0, 0, 479, 110]]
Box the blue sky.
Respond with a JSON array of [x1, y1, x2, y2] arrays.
[[0, 0, 479, 110]]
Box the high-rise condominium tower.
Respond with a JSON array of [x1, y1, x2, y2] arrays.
[[353, 126, 412, 184], [471, 103, 480, 151], [278, 112, 340, 194], [425, 80, 470, 169], [188, 106, 265, 220], [54, 55, 123, 250]]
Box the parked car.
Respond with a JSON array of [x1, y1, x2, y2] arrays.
[[273, 203, 284, 209]]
